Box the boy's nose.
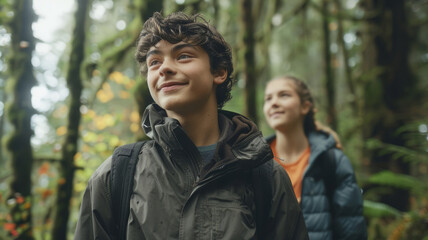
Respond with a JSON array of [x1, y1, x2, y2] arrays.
[[159, 59, 176, 76]]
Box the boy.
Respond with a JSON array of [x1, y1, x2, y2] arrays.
[[74, 12, 308, 240]]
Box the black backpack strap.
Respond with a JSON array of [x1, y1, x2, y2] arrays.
[[251, 159, 274, 239], [319, 148, 337, 211], [110, 141, 146, 240], [320, 148, 337, 239]]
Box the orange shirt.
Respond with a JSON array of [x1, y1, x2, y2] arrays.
[[270, 138, 310, 202]]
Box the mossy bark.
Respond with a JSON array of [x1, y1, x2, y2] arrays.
[[0, 92, 6, 163], [321, 0, 337, 130], [333, 0, 358, 116], [133, 0, 162, 140], [361, 0, 416, 211], [51, 0, 89, 239], [239, 0, 258, 124], [6, 0, 36, 239]]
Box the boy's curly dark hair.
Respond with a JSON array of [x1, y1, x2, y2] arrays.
[[135, 12, 234, 109]]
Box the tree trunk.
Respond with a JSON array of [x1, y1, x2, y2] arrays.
[[258, 0, 283, 85], [5, 0, 36, 239], [361, 0, 416, 211], [0, 91, 6, 163], [51, 0, 89, 239], [133, 0, 162, 140], [239, 0, 258, 124], [321, 0, 337, 130], [333, 0, 358, 116]]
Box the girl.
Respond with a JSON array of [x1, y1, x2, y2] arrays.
[[263, 76, 367, 240]]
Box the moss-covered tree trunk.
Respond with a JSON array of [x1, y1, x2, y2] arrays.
[[333, 0, 358, 116], [51, 0, 89, 239], [133, 0, 162, 140], [0, 92, 6, 163], [257, 0, 283, 87], [5, 0, 36, 239], [321, 0, 337, 130], [239, 0, 258, 124], [361, 0, 417, 211]]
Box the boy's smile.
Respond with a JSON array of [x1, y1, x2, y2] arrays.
[[146, 40, 226, 117], [158, 81, 187, 93]]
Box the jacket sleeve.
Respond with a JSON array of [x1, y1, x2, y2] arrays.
[[266, 161, 309, 240], [332, 150, 367, 240], [74, 157, 117, 240]]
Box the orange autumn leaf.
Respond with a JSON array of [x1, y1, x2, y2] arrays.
[[38, 162, 50, 175], [4, 223, 15, 231], [23, 202, 31, 209], [16, 196, 24, 204], [41, 189, 53, 201], [19, 223, 29, 230], [58, 178, 66, 185], [11, 229, 18, 237]]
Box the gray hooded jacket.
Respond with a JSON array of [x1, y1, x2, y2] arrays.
[[74, 104, 308, 240]]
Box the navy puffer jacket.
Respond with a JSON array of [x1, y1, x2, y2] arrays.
[[268, 131, 367, 240]]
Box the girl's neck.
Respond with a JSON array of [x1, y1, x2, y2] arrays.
[[274, 126, 309, 164]]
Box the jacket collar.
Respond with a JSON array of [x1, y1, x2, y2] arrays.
[[141, 104, 272, 169], [265, 131, 336, 165]]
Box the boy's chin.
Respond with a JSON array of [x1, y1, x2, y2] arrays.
[[158, 102, 191, 115]]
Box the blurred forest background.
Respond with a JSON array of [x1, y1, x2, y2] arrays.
[[0, 0, 427, 239]]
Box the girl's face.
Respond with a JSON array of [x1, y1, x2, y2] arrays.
[[263, 78, 310, 131]]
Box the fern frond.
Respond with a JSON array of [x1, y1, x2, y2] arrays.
[[364, 200, 402, 218], [367, 170, 425, 191]]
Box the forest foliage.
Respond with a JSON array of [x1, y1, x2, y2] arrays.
[[0, 0, 427, 239]]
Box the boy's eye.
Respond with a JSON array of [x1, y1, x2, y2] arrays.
[[148, 59, 160, 67], [178, 54, 191, 60]]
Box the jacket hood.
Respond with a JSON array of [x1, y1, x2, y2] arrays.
[[307, 130, 336, 165], [142, 104, 272, 171], [265, 130, 337, 165]]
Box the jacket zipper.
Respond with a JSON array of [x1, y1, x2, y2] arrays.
[[191, 163, 240, 195]]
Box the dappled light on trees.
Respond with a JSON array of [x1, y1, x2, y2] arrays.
[[0, 0, 427, 239], [51, 0, 89, 238], [4, 0, 37, 239]]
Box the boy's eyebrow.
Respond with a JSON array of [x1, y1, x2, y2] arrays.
[[171, 43, 197, 52], [146, 43, 197, 59], [146, 49, 161, 59]]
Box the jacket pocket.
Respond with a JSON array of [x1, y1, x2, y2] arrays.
[[194, 199, 256, 240]]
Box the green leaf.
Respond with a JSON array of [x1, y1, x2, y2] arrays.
[[365, 138, 428, 164], [367, 170, 424, 191], [363, 200, 401, 218]]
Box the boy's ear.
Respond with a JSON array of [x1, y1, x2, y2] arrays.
[[213, 69, 227, 85]]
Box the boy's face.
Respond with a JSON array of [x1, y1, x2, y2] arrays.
[[146, 40, 226, 116]]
